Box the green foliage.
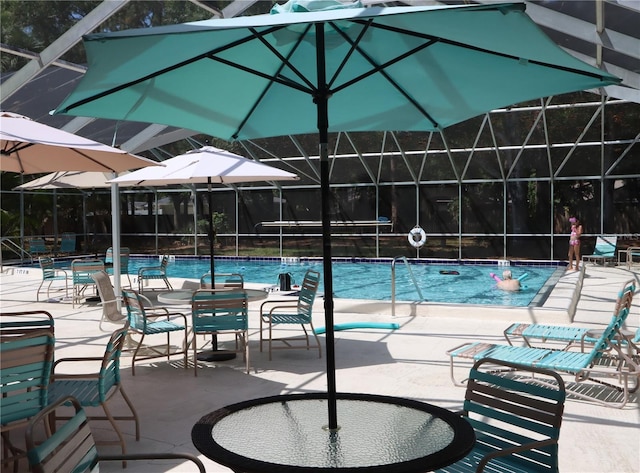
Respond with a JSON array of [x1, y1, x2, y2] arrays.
[[1, 0, 222, 72]]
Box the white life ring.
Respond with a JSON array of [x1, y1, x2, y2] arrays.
[[408, 226, 427, 248]]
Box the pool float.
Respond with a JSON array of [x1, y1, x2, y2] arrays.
[[314, 322, 400, 335], [489, 272, 502, 282], [408, 225, 427, 249], [517, 272, 529, 281], [439, 270, 459, 275]]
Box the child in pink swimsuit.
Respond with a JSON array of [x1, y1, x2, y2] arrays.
[[568, 217, 582, 270]]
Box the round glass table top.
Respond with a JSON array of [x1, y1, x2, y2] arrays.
[[157, 288, 268, 305], [192, 393, 475, 473]]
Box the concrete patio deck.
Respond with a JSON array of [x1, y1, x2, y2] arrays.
[[1, 263, 638, 472]]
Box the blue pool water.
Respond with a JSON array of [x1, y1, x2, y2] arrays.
[[124, 257, 561, 307]]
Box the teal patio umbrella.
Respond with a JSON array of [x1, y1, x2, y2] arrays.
[[53, 0, 620, 430]]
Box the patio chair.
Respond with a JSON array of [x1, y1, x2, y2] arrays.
[[27, 237, 48, 261], [138, 254, 173, 292], [26, 395, 206, 473], [0, 314, 54, 471], [259, 269, 321, 361], [503, 279, 636, 349], [36, 256, 69, 301], [122, 288, 188, 375], [447, 296, 639, 408], [58, 232, 76, 255], [434, 358, 566, 473], [71, 258, 105, 307], [92, 270, 127, 331], [191, 289, 250, 375], [105, 246, 132, 287], [582, 235, 618, 265], [47, 326, 139, 460]]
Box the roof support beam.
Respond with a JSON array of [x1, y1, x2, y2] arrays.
[[2, 0, 130, 100]]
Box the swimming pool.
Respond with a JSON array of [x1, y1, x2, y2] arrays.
[[125, 257, 562, 307]]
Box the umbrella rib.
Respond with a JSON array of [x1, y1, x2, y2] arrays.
[[207, 26, 316, 97], [220, 25, 317, 140], [2, 141, 37, 155], [358, 19, 618, 82], [324, 19, 373, 91], [59, 24, 305, 114], [330, 23, 440, 129]]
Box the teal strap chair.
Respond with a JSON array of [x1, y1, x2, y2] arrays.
[[47, 326, 140, 460], [259, 269, 321, 360], [582, 235, 618, 265], [434, 358, 566, 473], [137, 254, 172, 292], [122, 288, 188, 375], [37, 256, 69, 301], [106, 246, 132, 288], [26, 396, 206, 473], [503, 279, 636, 349], [28, 237, 47, 259], [191, 289, 250, 375], [0, 314, 54, 471], [59, 232, 76, 254]]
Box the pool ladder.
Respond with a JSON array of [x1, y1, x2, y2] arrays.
[[391, 256, 425, 317]]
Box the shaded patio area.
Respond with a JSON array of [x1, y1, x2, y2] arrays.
[[0, 264, 638, 472]]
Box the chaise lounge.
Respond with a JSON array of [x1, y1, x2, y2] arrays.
[[447, 288, 638, 408]]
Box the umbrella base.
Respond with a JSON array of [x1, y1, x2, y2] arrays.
[[197, 350, 236, 362]]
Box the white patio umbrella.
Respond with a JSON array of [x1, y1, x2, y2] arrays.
[[2, 111, 160, 305], [14, 171, 121, 190], [0, 112, 157, 173], [109, 145, 299, 277], [15, 171, 129, 253]]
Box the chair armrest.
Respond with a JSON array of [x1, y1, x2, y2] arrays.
[[98, 453, 205, 473], [54, 268, 69, 277], [138, 266, 161, 276], [138, 293, 155, 307], [144, 306, 171, 316], [151, 312, 188, 325], [266, 305, 299, 316], [260, 299, 297, 313], [53, 357, 103, 368], [476, 438, 558, 473]]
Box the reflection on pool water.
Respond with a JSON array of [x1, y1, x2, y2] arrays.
[[126, 257, 563, 307]]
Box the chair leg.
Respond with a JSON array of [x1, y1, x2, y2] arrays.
[[269, 321, 273, 361], [309, 322, 322, 358], [259, 316, 265, 353], [193, 333, 198, 377], [100, 401, 128, 468], [244, 332, 250, 374], [131, 332, 146, 376], [117, 386, 140, 441]]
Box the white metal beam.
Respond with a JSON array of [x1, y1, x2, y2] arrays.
[[2, 0, 130, 100]]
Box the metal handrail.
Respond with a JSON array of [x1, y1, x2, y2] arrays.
[[391, 256, 425, 317], [0, 237, 30, 265]]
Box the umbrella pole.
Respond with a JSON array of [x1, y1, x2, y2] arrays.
[[208, 178, 215, 277], [316, 23, 338, 432]]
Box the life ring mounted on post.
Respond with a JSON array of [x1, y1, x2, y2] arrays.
[[408, 225, 427, 249]]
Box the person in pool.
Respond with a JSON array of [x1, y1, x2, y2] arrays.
[[568, 216, 583, 270], [496, 270, 521, 292]]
